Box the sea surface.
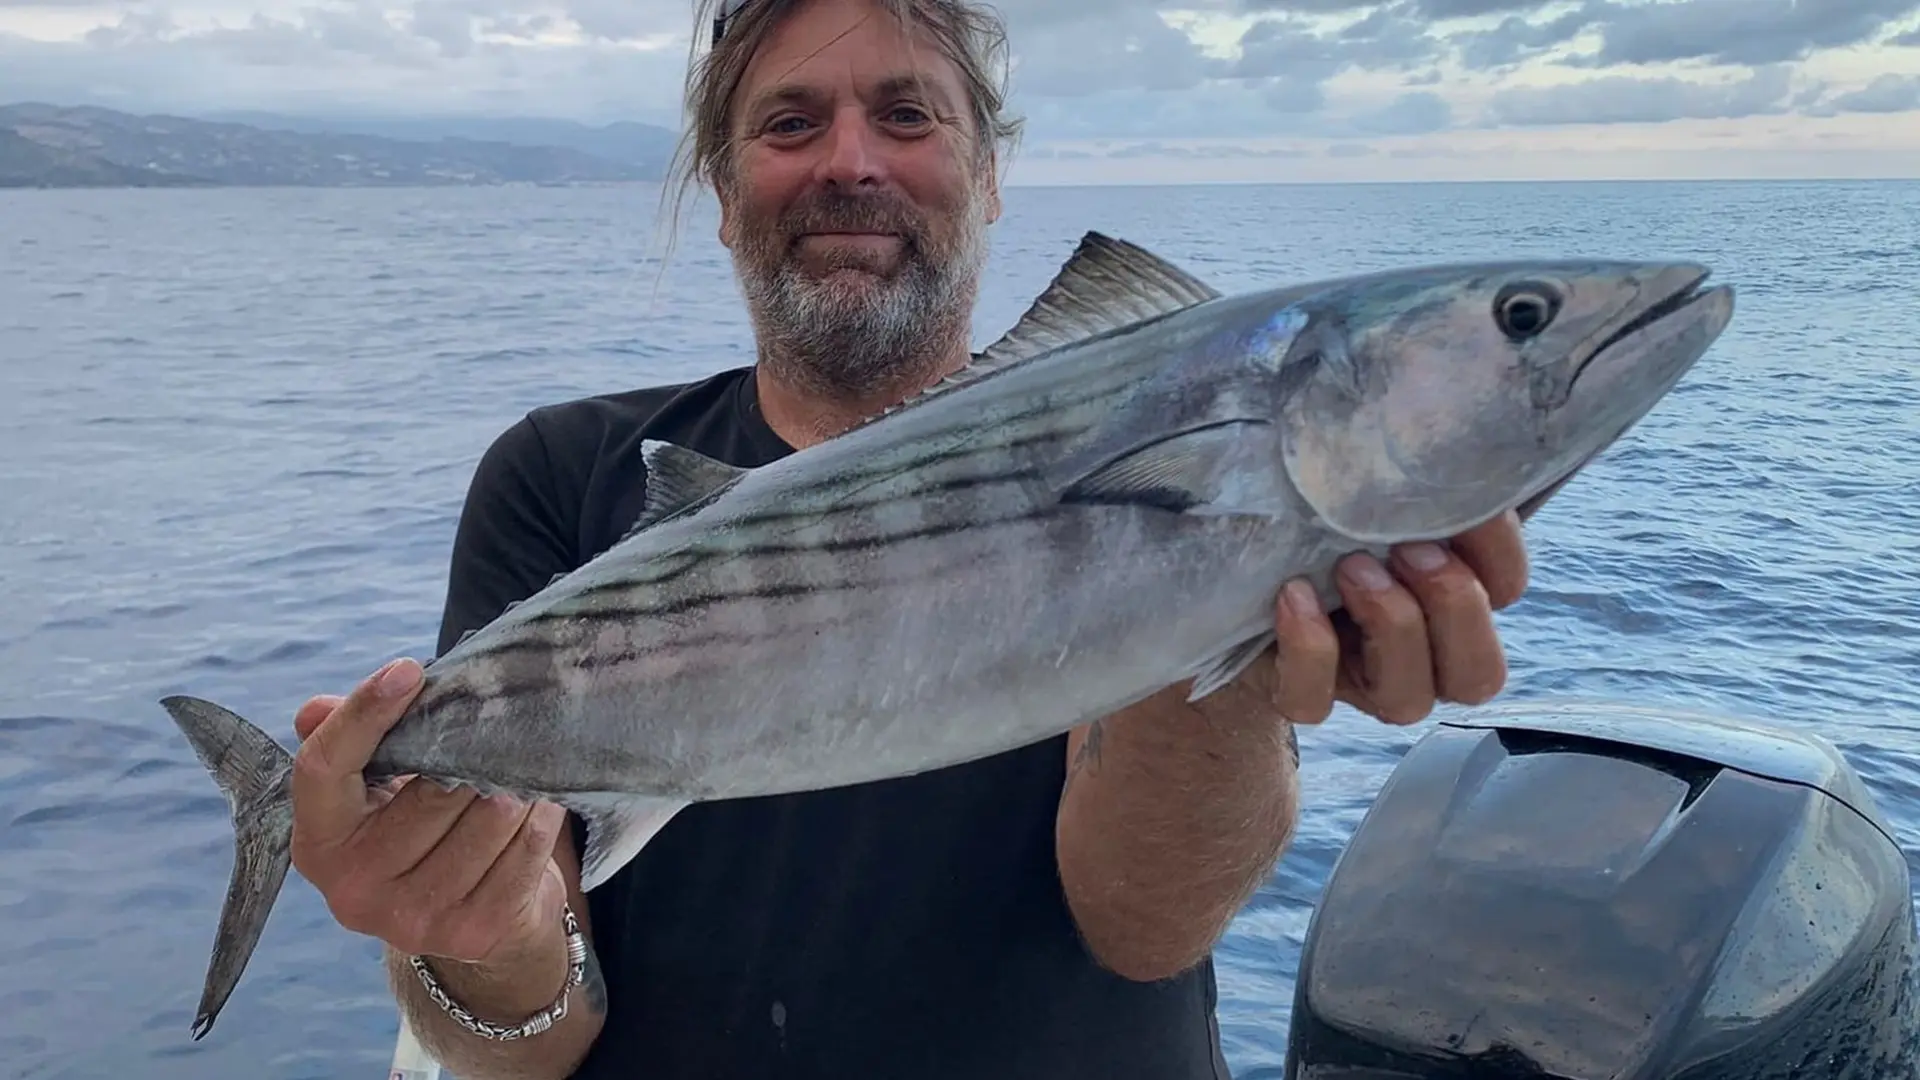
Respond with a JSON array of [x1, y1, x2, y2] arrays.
[[1, 178, 1917, 1079]]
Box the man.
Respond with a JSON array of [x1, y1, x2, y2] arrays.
[[285, 0, 1530, 1076]]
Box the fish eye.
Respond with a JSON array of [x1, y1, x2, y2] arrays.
[[1493, 282, 1560, 341]]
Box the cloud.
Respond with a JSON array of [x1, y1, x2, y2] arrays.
[[1229, 7, 1442, 82], [0, 0, 1916, 181], [1580, 0, 1920, 68], [1417, 0, 1547, 15], [1483, 64, 1800, 126], [1349, 89, 1452, 133], [1006, 6, 1218, 97], [1829, 72, 1920, 111], [1452, 9, 1592, 70]]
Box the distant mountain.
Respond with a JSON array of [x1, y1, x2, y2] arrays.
[[0, 102, 675, 189], [204, 111, 681, 176], [0, 127, 203, 188]]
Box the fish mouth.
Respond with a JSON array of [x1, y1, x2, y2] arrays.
[[1571, 265, 1718, 388], [1602, 267, 1715, 353], [1520, 268, 1722, 522]]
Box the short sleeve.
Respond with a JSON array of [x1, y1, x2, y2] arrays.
[[434, 413, 582, 657]]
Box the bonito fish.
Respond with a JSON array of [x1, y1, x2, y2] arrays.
[[162, 232, 1735, 1039]]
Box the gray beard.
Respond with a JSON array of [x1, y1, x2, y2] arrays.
[[736, 195, 990, 403]]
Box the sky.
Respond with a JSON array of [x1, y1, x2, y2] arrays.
[[3, 0, 1920, 183]]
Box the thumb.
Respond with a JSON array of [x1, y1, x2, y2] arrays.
[[290, 657, 425, 836]]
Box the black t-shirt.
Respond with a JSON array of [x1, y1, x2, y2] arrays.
[[434, 365, 1231, 1080]]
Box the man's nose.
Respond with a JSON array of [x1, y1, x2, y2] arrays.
[[815, 109, 885, 189]]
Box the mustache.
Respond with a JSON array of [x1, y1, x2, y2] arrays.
[[779, 191, 925, 247]]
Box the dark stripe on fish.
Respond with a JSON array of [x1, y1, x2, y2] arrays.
[[514, 505, 1045, 632], [536, 432, 1083, 608], [425, 531, 1014, 713], [441, 365, 1141, 687]]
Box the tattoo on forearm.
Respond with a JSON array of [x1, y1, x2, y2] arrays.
[[1064, 720, 1106, 793]]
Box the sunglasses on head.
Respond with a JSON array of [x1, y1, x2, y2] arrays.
[[713, 0, 752, 43]]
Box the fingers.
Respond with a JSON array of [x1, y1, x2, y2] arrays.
[[380, 796, 566, 962], [404, 793, 541, 908], [1448, 510, 1529, 610], [1273, 516, 1526, 729], [1270, 580, 1338, 725], [1389, 542, 1507, 707], [1333, 554, 1437, 725], [290, 657, 424, 847], [351, 779, 484, 877], [281, 658, 573, 966], [433, 802, 570, 964]]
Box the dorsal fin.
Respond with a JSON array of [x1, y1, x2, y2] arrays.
[[978, 231, 1223, 368], [619, 440, 749, 543], [860, 231, 1224, 426]]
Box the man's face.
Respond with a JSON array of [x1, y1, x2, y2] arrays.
[[720, 0, 1003, 397]]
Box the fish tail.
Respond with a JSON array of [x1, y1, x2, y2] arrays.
[[159, 693, 297, 1041]]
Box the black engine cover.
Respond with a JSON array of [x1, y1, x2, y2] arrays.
[[1285, 701, 1919, 1079]]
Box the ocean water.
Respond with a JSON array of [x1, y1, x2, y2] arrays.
[[1, 178, 1918, 1079]]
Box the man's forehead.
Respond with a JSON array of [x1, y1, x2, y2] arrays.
[[735, 1, 967, 109]]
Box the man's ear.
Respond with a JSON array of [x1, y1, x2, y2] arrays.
[[717, 189, 736, 249]]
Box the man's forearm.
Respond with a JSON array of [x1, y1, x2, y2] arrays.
[[1055, 661, 1300, 982], [384, 920, 607, 1080]]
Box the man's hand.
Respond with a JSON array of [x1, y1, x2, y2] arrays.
[[289, 658, 571, 971], [289, 659, 605, 1079], [1271, 510, 1530, 726]]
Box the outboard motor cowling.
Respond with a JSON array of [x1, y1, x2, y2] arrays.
[[1286, 701, 1918, 1079]]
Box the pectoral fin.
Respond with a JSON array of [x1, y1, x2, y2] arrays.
[[1050, 307, 1309, 518], [1057, 423, 1266, 514]]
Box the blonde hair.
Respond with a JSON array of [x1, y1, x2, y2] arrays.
[[658, 0, 1024, 243]]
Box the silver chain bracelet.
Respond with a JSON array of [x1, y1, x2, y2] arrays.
[[408, 902, 588, 1041]]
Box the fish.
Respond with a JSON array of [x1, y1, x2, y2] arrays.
[[160, 231, 1735, 1040]]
